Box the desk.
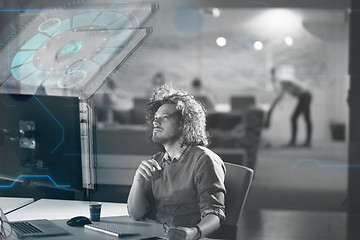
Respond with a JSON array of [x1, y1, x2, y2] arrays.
[[6, 199, 165, 240], [0, 197, 34, 214], [6, 216, 165, 240]]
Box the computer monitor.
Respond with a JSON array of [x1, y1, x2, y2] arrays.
[[0, 93, 83, 192]]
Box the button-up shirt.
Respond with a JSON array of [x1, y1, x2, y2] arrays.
[[144, 145, 226, 227], [162, 145, 188, 164]]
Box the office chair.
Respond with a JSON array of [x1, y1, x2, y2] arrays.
[[206, 162, 254, 240]]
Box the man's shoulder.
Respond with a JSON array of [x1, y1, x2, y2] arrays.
[[190, 146, 223, 163], [190, 146, 226, 175]]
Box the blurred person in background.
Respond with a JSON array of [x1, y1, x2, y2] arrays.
[[266, 66, 312, 147]]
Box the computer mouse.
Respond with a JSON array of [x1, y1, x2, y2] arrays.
[[66, 216, 92, 227]]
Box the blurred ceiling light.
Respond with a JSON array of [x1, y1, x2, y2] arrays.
[[253, 41, 263, 50], [245, 9, 302, 39], [212, 8, 221, 18], [216, 37, 226, 47], [284, 36, 293, 46], [264, 9, 301, 31]]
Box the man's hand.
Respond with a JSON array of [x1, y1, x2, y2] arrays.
[[136, 159, 162, 181], [166, 226, 199, 240]]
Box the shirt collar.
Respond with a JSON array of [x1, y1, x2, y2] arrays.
[[162, 145, 191, 164]]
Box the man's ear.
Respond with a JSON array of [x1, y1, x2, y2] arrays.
[[176, 120, 185, 136]]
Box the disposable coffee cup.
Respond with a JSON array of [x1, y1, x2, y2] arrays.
[[89, 202, 102, 221]]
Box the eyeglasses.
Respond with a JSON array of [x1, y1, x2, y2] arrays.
[[0, 218, 14, 240]]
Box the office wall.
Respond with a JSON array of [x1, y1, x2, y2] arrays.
[[109, 8, 349, 143]]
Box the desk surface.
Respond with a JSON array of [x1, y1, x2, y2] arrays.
[[6, 199, 165, 240], [7, 199, 128, 221], [6, 216, 165, 240], [0, 197, 34, 214]]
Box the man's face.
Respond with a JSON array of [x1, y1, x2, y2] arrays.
[[152, 104, 181, 145]]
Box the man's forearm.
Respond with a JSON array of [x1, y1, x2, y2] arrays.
[[127, 173, 149, 220]]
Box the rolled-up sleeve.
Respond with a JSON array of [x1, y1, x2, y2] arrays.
[[194, 152, 226, 224]]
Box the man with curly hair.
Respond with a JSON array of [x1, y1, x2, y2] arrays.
[[127, 84, 226, 240]]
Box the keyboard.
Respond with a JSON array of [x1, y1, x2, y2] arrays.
[[11, 222, 43, 234], [84, 222, 139, 238]]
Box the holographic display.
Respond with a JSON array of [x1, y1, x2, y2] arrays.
[[0, 2, 157, 99]]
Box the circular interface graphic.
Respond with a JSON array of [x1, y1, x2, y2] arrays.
[[66, 60, 85, 74], [10, 10, 137, 90], [55, 41, 83, 62], [61, 41, 82, 54], [38, 18, 62, 33], [58, 70, 87, 88]]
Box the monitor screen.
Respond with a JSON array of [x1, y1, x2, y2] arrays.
[[0, 93, 83, 192]]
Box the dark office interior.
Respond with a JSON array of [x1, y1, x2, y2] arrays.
[[1, 0, 359, 239]]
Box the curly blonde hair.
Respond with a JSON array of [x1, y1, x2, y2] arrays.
[[146, 84, 209, 147]]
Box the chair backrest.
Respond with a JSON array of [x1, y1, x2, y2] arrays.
[[224, 162, 254, 227]]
